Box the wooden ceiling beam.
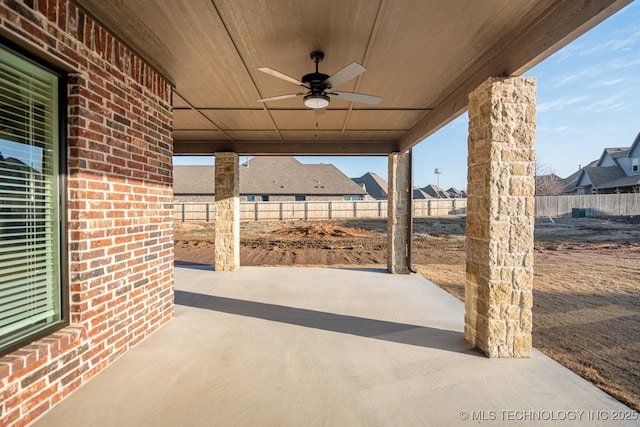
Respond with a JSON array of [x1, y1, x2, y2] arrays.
[[173, 140, 399, 156]]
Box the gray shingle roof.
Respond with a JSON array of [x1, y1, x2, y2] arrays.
[[413, 188, 433, 199], [352, 172, 435, 200], [352, 172, 388, 199], [173, 165, 213, 194], [561, 160, 597, 193], [421, 184, 450, 198], [174, 157, 368, 196], [604, 147, 629, 160], [581, 165, 627, 189], [596, 174, 640, 190], [446, 187, 466, 198]]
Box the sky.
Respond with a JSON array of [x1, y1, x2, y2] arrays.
[[173, 2, 640, 191]]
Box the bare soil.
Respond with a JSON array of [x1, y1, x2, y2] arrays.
[[175, 216, 640, 411]]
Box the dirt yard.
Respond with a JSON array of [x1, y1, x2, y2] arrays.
[[175, 216, 640, 411]]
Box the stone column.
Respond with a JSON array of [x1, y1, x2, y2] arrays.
[[214, 152, 240, 271], [465, 77, 536, 358], [387, 152, 410, 274]]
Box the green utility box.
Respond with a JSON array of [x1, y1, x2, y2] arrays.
[[571, 208, 587, 218]]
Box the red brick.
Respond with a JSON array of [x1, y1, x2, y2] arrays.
[[6, 378, 46, 409], [56, 0, 67, 29], [2, 407, 21, 426], [21, 399, 52, 425]]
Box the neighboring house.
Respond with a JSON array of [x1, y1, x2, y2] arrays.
[[174, 156, 368, 202], [421, 184, 450, 198], [561, 160, 597, 194], [351, 172, 433, 200], [562, 133, 640, 194], [446, 187, 467, 198]]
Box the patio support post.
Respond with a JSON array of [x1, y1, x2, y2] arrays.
[[387, 151, 410, 274], [465, 77, 536, 357], [214, 152, 240, 271]]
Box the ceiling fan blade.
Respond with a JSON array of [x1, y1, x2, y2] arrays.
[[328, 91, 381, 105], [323, 62, 366, 89], [258, 67, 307, 87], [257, 93, 304, 103]]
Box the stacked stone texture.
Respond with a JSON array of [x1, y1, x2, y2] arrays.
[[214, 153, 240, 271], [0, 1, 174, 425], [387, 152, 410, 274], [465, 77, 536, 358]]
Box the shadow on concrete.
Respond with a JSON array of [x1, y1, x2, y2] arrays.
[[333, 266, 389, 274], [175, 290, 479, 355], [174, 261, 214, 270]]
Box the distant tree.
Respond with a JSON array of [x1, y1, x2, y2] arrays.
[[535, 161, 565, 196]]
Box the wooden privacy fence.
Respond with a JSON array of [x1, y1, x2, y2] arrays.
[[535, 193, 640, 217], [174, 194, 640, 222], [174, 199, 467, 222]]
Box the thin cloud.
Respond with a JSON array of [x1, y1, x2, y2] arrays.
[[588, 77, 627, 88], [556, 30, 640, 62], [537, 125, 572, 135], [538, 96, 590, 112], [551, 65, 606, 88], [551, 55, 640, 88], [578, 96, 627, 113]]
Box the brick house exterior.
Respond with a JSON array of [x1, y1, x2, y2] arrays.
[[0, 1, 174, 425]]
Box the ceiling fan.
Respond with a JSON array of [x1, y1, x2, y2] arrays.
[[257, 51, 382, 110]]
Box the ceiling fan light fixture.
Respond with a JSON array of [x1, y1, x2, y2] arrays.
[[304, 94, 330, 109]]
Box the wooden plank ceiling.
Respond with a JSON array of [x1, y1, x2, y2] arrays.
[[74, 0, 630, 156]]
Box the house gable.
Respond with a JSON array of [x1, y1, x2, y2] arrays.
[[576, 169, 592, 187], [628, 133, 640, 175], [629, 133, 640, 158], [352, 172, 388, 200]]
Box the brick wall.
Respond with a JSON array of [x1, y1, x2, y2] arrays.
[[0, 1, 174, 425]]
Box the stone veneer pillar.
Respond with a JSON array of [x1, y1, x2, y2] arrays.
[[214, 152, 240, 271], [387, 152, 410, 274], [465, 77, 536, 358]]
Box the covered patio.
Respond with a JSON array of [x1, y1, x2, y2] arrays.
[[0, 0, 635, 424], [33, 266, 633, 426]]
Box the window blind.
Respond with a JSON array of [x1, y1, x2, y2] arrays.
[[0, 47, 61, 351]]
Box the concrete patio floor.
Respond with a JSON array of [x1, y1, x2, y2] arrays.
[[34, 265, 637, 426]]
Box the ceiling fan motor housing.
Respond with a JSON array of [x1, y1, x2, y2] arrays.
[[304, 50, 331, 93], [302, 72, 331, 93]]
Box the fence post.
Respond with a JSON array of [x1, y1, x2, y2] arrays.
[[279, 202, 284, 220], [181, 203, 185, 222], [205, 203, 210, 222], [378, 201, 382, 217], [304, 202, 308, 220], [353, 201, 357, 218], [329, 202, 333, 219], [254, 202, 259, 221]]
